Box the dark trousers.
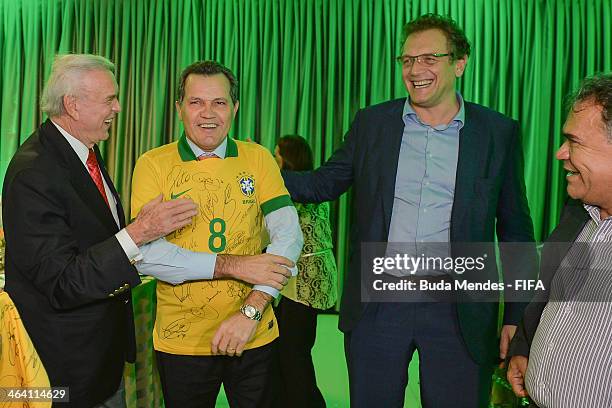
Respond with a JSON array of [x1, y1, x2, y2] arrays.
[[156, 341, 276, 408], [272, 297, 326, 408], [345, 302, 493, 408]]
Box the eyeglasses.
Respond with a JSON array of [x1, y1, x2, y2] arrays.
[[395, 53, 453, 67]]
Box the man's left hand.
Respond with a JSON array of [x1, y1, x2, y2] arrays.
[[507, 355, 529, 398], [211, 313, 259, 357], [499, 324, 517, 359]]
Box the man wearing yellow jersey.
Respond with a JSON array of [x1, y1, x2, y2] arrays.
[[131, 61, 303, 408]]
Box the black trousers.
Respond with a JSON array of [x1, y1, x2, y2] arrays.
[[156, 341, 276, 408], [272, 297, 326, 408]]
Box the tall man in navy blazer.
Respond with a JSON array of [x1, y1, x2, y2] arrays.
[[282, 14, 536, 407]]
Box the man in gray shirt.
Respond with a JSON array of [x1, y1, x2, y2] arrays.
[[507, 73, 612, 407]]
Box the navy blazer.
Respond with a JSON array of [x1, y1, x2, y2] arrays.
[[2, 120, 141, 407], [283, 98, 537, 364], [508, 199, 589, 358]]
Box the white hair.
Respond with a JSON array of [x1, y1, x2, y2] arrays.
[[40, 54, 115, 117]]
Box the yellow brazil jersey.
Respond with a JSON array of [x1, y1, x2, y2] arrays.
[[131, 135, 293, 355]]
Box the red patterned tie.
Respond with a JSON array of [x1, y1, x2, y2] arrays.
[[86, 149, 110, 207]]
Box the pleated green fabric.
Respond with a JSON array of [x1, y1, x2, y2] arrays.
[[1, 0, 611, 287]]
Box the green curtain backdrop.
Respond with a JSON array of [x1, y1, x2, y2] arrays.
[[1, 0, 611, 281]]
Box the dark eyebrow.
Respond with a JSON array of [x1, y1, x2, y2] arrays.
[[186, 96, 229, 102], [563, 133, 578, 142]]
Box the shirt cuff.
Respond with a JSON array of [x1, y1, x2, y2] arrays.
[[253, 284, 280, 298], [116, 228, 143, 265]]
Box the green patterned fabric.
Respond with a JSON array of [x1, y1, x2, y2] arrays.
[[282, 202, 338, 310]]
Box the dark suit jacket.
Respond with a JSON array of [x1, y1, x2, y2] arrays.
[[2, 120, 141, 408], [282, 98, 537, 365], [508, 199, 589, 358]]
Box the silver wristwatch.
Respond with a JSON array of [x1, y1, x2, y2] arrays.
[[240, 304, 262, 321]]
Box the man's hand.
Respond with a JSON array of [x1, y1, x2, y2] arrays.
[[215, 254, 294, 290], [126, 194, 198, 246], [507, 355, 529, 398], [499, 324, 517, 359], [211, 290, 272, 357], [211, 312, 258, 357]]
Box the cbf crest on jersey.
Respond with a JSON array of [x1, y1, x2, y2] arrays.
[[237, 172, 255, 197]]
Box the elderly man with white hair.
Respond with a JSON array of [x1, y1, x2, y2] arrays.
[[1, 53, 200, 408]]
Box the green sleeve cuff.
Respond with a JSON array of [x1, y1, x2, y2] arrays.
[[261, 195, 294, 216]]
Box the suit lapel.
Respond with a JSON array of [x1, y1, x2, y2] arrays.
[[547, 199, 590, 259], [40, 120, 120, 233], [538, 199, 590, 295], [552, 200, 590, 241], [450, 103, 490, 240], [95, 147, 126, 228], [380, 99, 407, 237]]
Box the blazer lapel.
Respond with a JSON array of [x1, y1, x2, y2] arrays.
[[380, 99, 408, 237], [546, 199, 590, 258], [551, 199, 590, 241], [40, 120, 120, 233], [539, 199, 590, 293], [95, 147, 127, 228], [450, 103, 490, 240]]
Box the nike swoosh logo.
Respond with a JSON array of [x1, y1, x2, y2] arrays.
[[170, 188, 192, 199]]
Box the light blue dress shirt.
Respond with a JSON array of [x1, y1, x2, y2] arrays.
[[386, 95, 464, 276]]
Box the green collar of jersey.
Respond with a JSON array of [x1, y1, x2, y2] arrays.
[[177, 133, 239, 161]]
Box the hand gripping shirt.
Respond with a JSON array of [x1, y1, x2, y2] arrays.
[[131, 135, 294, 355]]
